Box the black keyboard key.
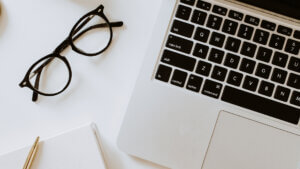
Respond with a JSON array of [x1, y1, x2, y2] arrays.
[[222, 86, 300, 124], [291, 91, 300, 107], [238, 24, 254, 40], [194, 27, 210, 42], [261, 20, 276, 31], [253, 29, 270, 45], [285, 39, 300, 55], [269, 34, 285, 50], [191, 10, 207, 25], [271, 68, 287, 84], [222, 19, 238, 35], [259, 81, 275, 97], [272, 52, 288, 68], [274, 86, 291, 102], [155, 64, 172, 82], [287, 73, 300, 89], [240, 58, 256, 74], [207, 14, 223, 30], [294, 30, 300, 40], [180, 0, 196, 6], [209, 48, 225, 64], [277, 25, 292, 36], [202, 79, 223, 99], [256, 47, 272, 63], [209, 32, 226, 48], [229, 10, 243, 21], [196, 60, 212, 76], [288, 56, 300, 73], [243, 75, 259, 92], [241, 42, 257, 58], [166, 35, 193, 54], [225, 37, 241, 53], [211, 66, 228, 82], [245, 15, 260, 26], [176, 5, 192, 20], [227, 71, 243, 86], [161, 50, 196, 71], [193, 43, 209, 59], [171, 69, 188, 87], [186, 74, 203, 92], [212, 5, 227, 16], [196, 0, 211, 11], [171, 20, 195, 38], [255, 63, 272, 79], [224, 53, 240, 69]]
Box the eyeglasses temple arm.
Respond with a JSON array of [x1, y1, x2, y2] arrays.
[[32, 70, 41, 102]]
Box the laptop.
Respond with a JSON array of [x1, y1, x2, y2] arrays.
[[118, 0, 300, 168]]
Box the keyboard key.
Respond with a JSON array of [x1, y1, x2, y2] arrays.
[[285, 39, 300, 55], [166, 35, 193, 54], [291, 91, 300, 107], [228, 10, 243, 21], [241, 42, 257, 58], [294, 30, 300, 40], [245, 15, 260, 26], [274, 86, 291, 102], [193, 43, 209, 59], [171, 20, 195, 38], [222, 19, 238, 35], [155, 64, 172, 82], [269, 34, 285, 50], [287, 73, 300, 89], [271, 68, 287, 84], [180, 0, 195, 6], [240, 58, 256, 74], [161, 50, 196, 71], [224, 53, 240, 69], [196, 60, 212, 76], [209, 48, 225, 64], [259, 81, 275, 97], [272, 52, 288, 68], [261, 20, 276, 31], [176, 5, 192, 20], [191, 10, 207, 25], [209, 32, 226, 48], [212, 5, 227, 16], [288, 56, 300, 73], [211, 66, 228, 82], [277, 25, 292, 36], [255, 63, 272, 79], [171, 69, 188, 87], [196, 0, 211, 11], [194, 27, 210, 42], [227, 71, 243, 86], [238, 24, 254, 40], [222, 86, 300, 124], [207, 14, 223, 30], [202, 79, 223, 99], [243, 75, 259, 92], [225, 37, 241, 53], [253, 29, 270, 45], [256, 47, 272, 63], [186, 74, 203, 92]]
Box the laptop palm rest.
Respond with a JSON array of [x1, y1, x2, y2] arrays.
[[202, 111, 300, 169]]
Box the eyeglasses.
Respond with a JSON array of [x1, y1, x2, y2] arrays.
[[19, 5, 123, 102]]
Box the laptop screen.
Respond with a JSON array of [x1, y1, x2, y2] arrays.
[[236, 0, 300, 20]]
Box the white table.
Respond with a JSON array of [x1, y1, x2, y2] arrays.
[[0, 0, 167, 168]]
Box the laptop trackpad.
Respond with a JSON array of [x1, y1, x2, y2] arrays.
[[202, 111, 300, 169]]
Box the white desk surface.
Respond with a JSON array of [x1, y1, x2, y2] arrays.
[[0, 0, 167, 169]]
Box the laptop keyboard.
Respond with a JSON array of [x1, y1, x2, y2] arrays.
[[154, 0, 300, 124]]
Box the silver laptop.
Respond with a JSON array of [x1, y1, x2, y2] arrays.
[[118, 0, 300, 168]]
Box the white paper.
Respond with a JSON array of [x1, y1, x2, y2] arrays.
[[0, 124, 107, 169]]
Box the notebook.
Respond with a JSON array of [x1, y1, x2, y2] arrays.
[[0, 123, 107, 169]]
